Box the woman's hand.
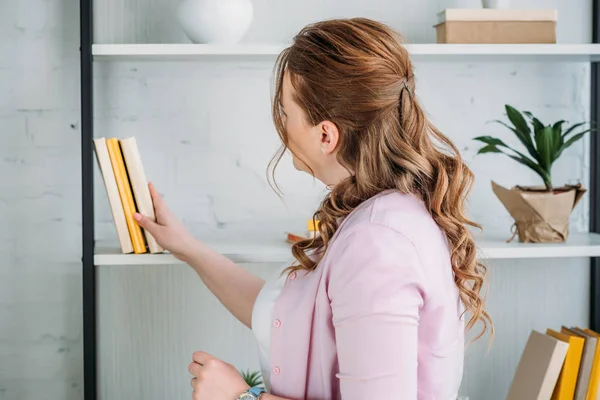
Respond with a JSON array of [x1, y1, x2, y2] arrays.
[[188, 351, 250, 400], [134, 182, 197, 261]]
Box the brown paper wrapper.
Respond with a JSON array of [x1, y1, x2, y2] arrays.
[[491, 181, 586, 243]]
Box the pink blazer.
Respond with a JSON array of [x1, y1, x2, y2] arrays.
[[268, 190, 465, 399]]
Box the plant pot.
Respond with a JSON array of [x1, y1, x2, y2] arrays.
[[177, 0, 253, 44], [482, 0, 511, 8], [491, 181, 586, 243]]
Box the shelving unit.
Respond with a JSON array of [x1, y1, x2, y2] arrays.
[[80, 1, 600, 399]]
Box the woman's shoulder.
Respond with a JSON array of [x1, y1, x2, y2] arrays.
[[322, 190, 452, 297], [337, 190, 441, 240], [326, 190, 450, 272]]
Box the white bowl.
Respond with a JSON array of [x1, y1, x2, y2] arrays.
[[177, 0, 254, 44], [482, 0, 511, 8]]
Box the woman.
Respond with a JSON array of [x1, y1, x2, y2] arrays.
[[135, 17, 492, 400]]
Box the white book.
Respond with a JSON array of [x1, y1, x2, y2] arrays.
[[506, 330, 569, 400], [119, 137, 164, 254], [437, 9, 558, 24], [93, 137, 134, 254]]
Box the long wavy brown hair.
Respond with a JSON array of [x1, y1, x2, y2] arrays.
[[268, 18, 493, 342]]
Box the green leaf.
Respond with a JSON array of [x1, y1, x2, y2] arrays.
[[552, 120, 566, 134], [474, 134, 552, 188], [473, 136, 509, 147], [553, 122, 565, 150], [505, 153, 552, 189], [505, 105, 531, 136], [551, 121, 566, 150], [534, 126, 556, 173], [490, 119, 540, 162], [562, 122, 587, 138], [523, 111, 545, 132], [563, 131, 588, 149], [476, 144, 502, 154], [556, 129, 593, 159], [240, 369, 264, 387], [473, 136, 527, 158]]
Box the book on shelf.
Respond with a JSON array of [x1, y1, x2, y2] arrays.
[[120, 137, 164, 254], [565, 327, 597, 399], [546, 328, 584, 399], [434, 8, 557, 44], [286, 219, 320, 244], [507, 326, 600, 400], [94, 136, 163, 255], [505, 330, 568, 400], [93, 138, 134, 254], [581, 328, 600, 400]]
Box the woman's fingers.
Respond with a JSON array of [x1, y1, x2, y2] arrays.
[[148, 182, 176, 225], [134, 212, 160, 234], [192, 351, 214, 366], [148, 182, 166, 210], [189, 361, 202, 377], [141, 182, 193, 257], [190, 377, 197, 389]]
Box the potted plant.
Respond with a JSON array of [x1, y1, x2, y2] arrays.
[[240, 369, 264, 390], [473, 105, 592, 243]]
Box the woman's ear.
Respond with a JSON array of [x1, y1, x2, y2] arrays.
[[320, 121, 340, 155]]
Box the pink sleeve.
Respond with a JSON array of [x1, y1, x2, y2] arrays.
[[328, 223, 424, 399]]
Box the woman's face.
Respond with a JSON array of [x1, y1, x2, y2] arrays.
[[280, 72, 350, 186]]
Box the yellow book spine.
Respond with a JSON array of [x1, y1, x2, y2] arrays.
[[547, 328, 584, 400], [583, 328, 600, 400], [106, 138, 147, 254]]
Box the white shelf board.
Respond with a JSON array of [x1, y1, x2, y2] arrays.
[[95, 239, 294, 266], [95, 232, 600, 266], [476, 232, 600, 259], [92, 43, 600, 62]]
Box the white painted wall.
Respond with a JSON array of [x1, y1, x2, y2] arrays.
[[0, 0, 83, 399], [0, 0, 594, 399]]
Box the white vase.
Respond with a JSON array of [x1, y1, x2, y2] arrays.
[[482, 0, 510, 8], [177, 0, 253, 44]]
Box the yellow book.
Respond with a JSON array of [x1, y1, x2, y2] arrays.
[[582, 328, 600, 400], [547, 328, 585, 400], [119, 137, 163, 254], [106, 138, 147, 254]]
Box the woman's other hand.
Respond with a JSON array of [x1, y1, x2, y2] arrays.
[[134, 182, 197, 261], [188, 351, 250, 400]]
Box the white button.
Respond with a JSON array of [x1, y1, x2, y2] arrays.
[[272, 366, 280, 375], [289, 272, 297, 280], [273, 319, 281, 328]]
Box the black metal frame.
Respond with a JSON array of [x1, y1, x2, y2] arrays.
[[591, 0, 600, 331], [80, 0, 600, 398], [80, 0, 95, 399]]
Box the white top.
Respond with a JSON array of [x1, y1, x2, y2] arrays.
[[251, 264, 289, 391]]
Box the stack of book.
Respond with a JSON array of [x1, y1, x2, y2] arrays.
[[93, 137, 163, 254], [507, 326, 600, 399], [286, 219, 320, 244], [434, 9, 557, 44]]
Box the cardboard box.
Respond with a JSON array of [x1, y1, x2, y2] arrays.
[[434, 8, 557, 44]]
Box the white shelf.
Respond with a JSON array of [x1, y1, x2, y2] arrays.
[[94, 232, 600, 266], [92, 43, 600, 62], [476, 232, 600, 259], [95, 239, 293, 265]]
